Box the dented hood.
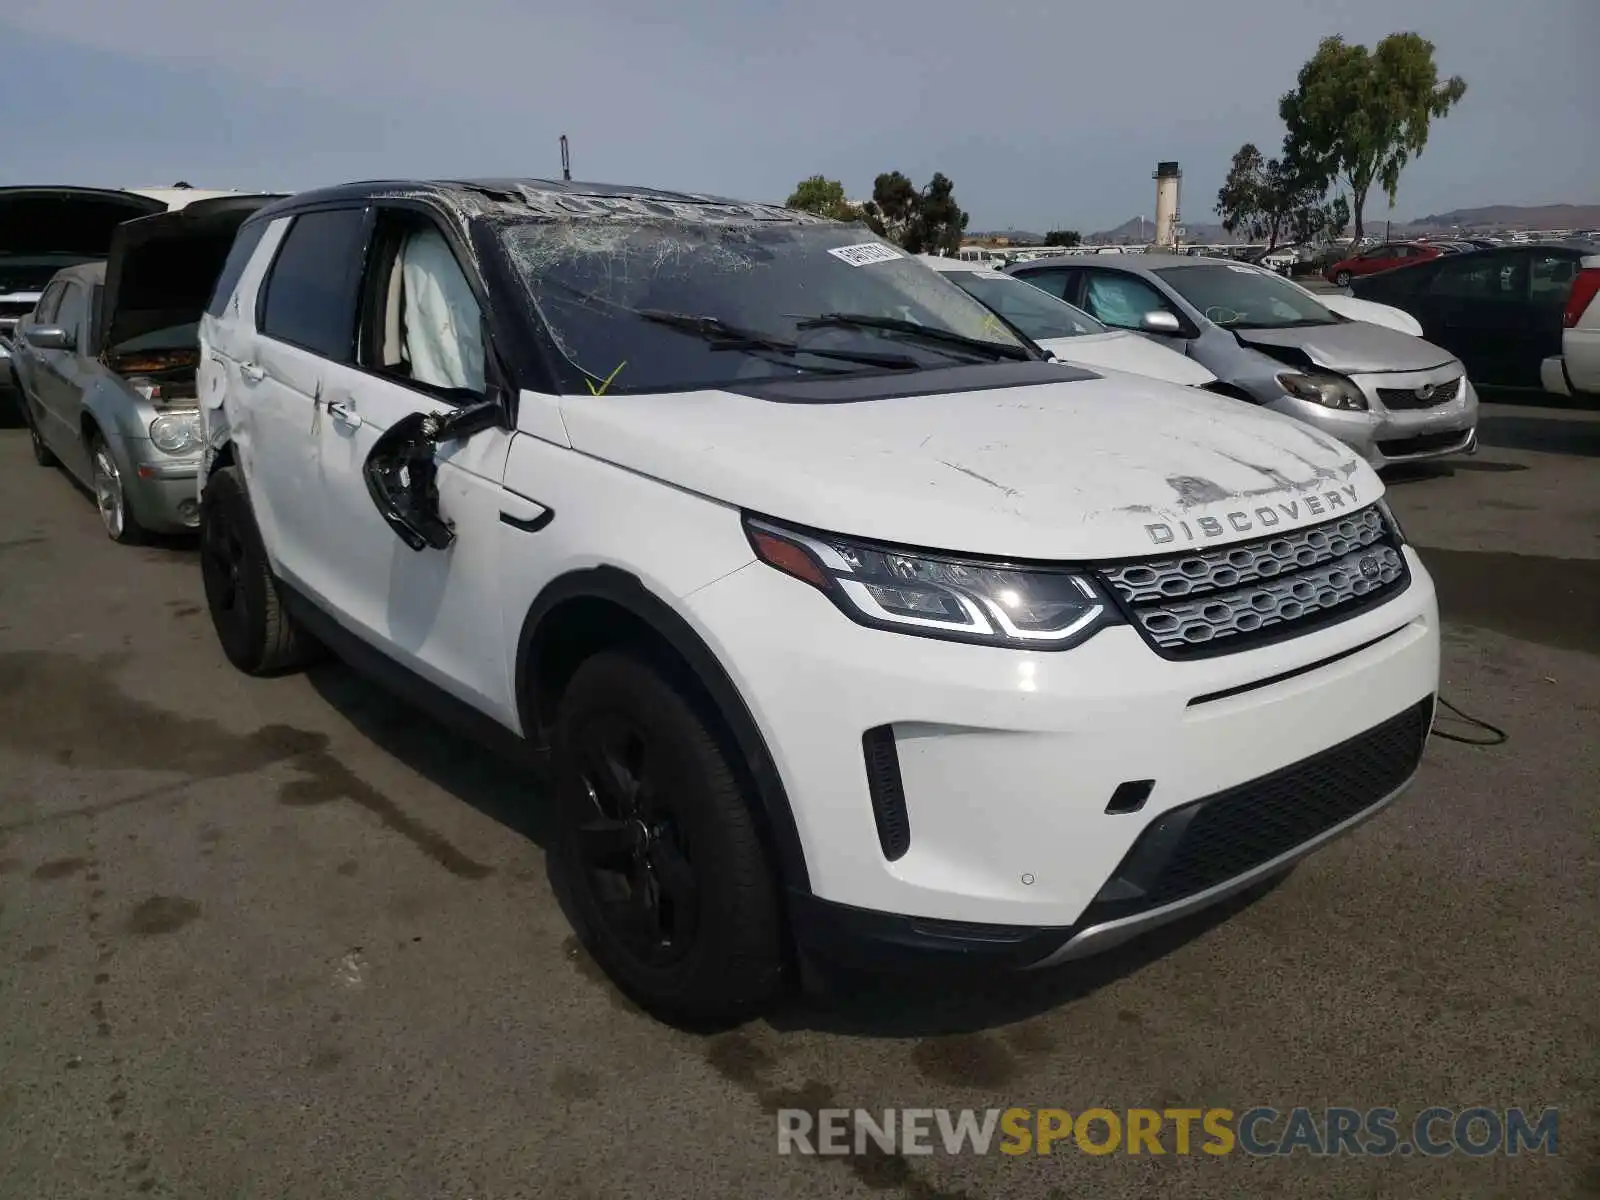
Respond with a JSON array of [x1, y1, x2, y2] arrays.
[[1233, 319, 1454, 373], [99, 194, 284, 349], [557, 368, 1382, 560]]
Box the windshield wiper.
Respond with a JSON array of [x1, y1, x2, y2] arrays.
[[637, 309, 921, 370], [794, 312, 1034, 362]]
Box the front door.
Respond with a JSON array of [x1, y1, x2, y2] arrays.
[[32, 280, 94, 476], [309, 205, 520, 726]]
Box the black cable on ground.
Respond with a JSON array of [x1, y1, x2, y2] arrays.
[[1431, 694, 1508, 746]]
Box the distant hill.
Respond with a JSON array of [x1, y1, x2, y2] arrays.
[[1402, 203, 1600, 231]]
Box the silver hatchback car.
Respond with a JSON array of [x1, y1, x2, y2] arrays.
[[1008, 254, 1479, 467], [11, 195, 278, 540]]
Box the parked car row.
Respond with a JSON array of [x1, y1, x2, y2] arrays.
[[7, 177, 1448, 1026]]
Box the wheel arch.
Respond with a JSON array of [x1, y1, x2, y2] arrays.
[[516, 566, 811, 894]]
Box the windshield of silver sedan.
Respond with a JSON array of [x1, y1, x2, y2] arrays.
[[495, 219, 1035, 394], [1155, 264, 1339, 330]]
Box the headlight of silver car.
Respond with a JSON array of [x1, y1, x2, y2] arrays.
[[148, 411, 201, 455], [1276, 370, 1367, 411], [744, 515, 1118, 649]]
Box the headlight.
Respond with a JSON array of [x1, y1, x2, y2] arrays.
[[149, 411, 201, 455], [744, 515, 1117, 649], [1276, 371, 1367, 411]]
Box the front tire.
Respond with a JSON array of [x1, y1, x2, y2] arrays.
[[88, 432, 144, 543], [552, 651, 787, 1025], [1334, 270, 1352, 287], [199, 465, 319, 674]]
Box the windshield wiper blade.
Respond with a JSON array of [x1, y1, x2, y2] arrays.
[[794, 312, 1033, 361], [637, 309, 920, 370]]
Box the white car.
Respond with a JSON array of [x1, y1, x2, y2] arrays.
[[1540, 250, 1600, 397], [919, 255, 1217, 387], [198, 179, 1440, 1023], [1237, 258, 1426, 337]]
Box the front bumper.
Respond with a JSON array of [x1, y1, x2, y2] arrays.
[[122, 443, 201, 532], [684, 545, 1439, 961], [1266, 371, 1479, 467]]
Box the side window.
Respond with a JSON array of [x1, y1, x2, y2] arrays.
[[53, 284, 88, 349], [205, 219, 272, 318], [356, 211, 485, 396], [1428, 253, 1527, 300], [1080, 271, 1172, 329], [35, 281, 65, 324], [1015, 269, 1076, 303], [1530, 252, 1577, 302], [259, 208, 368, 360]]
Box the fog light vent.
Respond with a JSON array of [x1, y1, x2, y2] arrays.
[[862, 725, 910, 861], [1106, 779, 1155, 815]]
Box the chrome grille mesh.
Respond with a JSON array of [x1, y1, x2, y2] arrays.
[[1097, 504, 1407, 656]]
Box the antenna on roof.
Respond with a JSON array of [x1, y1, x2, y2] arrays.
[[559, 135, 571, 182]]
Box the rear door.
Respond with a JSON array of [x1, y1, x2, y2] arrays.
[[1419, 249, 1531, 384], [239, 206, 370, 590], [1525, 249, 1583, 385]]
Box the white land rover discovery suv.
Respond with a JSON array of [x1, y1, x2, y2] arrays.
[[197, 179, 1439, 1023]]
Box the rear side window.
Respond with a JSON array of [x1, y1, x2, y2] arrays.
[[259, 208, 367, 360], [1014, 268, 1077, 303], [205, 220, 271, 318]]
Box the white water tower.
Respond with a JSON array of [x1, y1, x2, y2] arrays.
[[1153, 161, 1182, 248]]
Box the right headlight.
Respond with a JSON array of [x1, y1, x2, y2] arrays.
[[149, 411, 201, 455], [744, 515, 1118, 650], [1276, 371, 1368, 411]]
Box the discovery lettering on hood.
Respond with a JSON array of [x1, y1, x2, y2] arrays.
[[1144, 484, 1362, 545]]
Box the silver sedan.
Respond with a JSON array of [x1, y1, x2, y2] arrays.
[[1007, 253, 1479, 467], [11, 261, 203, 540]]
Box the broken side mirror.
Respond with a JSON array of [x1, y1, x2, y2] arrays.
[[363, 396, 506, 552]]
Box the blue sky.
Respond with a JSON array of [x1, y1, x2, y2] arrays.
[[1, 0, 1594, 232]]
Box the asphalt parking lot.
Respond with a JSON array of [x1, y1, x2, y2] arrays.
[[1, 402, 1596, 1200]]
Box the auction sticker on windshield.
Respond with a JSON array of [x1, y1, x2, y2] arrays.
[[829, 242, 903, 267]]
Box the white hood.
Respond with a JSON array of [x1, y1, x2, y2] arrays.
[[1319, 294, 1424, 337], [556, 371, 1383, 560], [1037, 330, 1216, 387]]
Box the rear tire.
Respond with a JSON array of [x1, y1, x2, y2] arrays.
[[552, 650, 787, 1025], [1334, 270, 1352, 287], [199, 465, 320, 674], [24, 403, 57, 467]]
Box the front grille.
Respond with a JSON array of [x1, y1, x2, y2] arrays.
[[1097, 504, 1408, 657], [1376, 429, 1473, 458], [1377, 376, 1461, 410], [1081, 697, 1432, 924]]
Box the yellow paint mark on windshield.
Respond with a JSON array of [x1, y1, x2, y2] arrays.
[[585, 361, 628, 397]]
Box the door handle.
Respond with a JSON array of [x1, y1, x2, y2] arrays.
[[239, 362, 266, 383], [326, 400, 362, 429]]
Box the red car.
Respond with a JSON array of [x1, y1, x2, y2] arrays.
[[1324, 242, 1442, 287]]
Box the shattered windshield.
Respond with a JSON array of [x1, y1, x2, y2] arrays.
[[1154, 264, 1338, 330], [494, 218, 1033, 394]]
